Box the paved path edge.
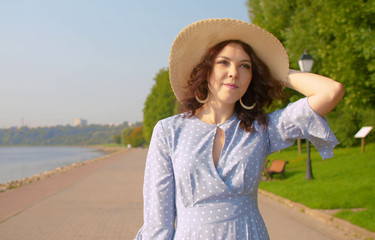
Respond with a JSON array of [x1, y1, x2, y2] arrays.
[[0, 149, 129, 223], [258, 189, 375, 240]]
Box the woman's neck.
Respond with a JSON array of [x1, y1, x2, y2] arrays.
[[196, 100, 235, 125]]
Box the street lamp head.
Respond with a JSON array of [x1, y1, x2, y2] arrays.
[[298, 49, 314, 72]]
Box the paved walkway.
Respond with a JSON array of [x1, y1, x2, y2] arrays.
[[0, 148, 369, 239]]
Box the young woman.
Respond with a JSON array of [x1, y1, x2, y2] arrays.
[[135, 18, 344, 240]]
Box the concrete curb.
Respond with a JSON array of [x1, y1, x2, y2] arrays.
[[259, 189, 375, 240]]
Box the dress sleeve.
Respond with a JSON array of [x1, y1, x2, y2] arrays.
[[134, 121, 176, 240], [267, 97, 339, 159]]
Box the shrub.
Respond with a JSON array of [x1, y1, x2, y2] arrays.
[[328, 106, 375, 147]]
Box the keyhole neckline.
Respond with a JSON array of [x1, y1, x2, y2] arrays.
[[193, 113, 237, 128]]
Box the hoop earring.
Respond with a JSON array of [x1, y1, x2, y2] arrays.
[[240, 98, 256, 110], [195, 94, 208, 104]]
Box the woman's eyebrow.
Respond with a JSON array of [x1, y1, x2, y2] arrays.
[[216, 55, 251, 63]]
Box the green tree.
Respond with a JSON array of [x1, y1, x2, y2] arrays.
[[248, 0, 375, 146], [143, 68, 177, 142], [127, 126, 146, 147], [121, 126, 134, 145], [249, 0, 375, 108], [327, 106, 375, 147], [113, 134, 121, 144], [248, 0, 296, 44]]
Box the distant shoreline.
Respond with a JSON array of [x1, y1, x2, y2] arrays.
[[0, 146, 127, 193]]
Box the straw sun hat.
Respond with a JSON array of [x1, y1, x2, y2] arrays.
[[169, 18, 289, 103]]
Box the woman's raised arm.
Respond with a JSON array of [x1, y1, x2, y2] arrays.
[[286, 69, 345, 117]]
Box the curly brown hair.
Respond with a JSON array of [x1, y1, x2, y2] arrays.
[[182, 40, 284, 132]]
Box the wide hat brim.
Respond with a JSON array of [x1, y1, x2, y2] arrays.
[[169, 18, 289, 103]]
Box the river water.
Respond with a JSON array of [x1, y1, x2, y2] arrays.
[[0, 146, 106, 184]]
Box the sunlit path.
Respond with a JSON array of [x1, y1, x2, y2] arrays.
[[0, 148, 365, 239]]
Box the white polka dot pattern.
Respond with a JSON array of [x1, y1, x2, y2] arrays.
[[134, 97, 339, 239]]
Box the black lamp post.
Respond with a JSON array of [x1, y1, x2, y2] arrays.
[[298, 50, 314, 180]]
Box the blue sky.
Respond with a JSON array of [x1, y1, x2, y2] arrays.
[[0, 0, 250, 128]]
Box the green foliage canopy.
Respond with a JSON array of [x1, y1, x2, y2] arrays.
[[248, 0, 375, 108], [113, 134, 121, 144], [126, 126, 146, 147], [248, 0, 375, 146], [143, 68, 177, 142], [121, 127, 134, 145]]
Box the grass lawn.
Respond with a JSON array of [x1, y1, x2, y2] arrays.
[[260, 141, 375, 232]]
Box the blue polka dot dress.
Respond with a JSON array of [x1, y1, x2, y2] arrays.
[[135, 98, 339, 240]]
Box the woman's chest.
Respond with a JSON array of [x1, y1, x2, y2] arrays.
[[170, 125, 269, 197]]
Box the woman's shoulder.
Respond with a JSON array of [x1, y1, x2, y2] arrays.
[[158, 112, 187, 123], [156, 113, 192, 129]]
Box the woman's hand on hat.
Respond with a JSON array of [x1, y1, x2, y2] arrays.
[[286, 69, 345, 117]]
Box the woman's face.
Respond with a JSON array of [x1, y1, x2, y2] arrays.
[[207, 42, 252, 107]]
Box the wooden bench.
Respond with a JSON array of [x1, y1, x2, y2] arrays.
[[264, 160, 288, 180]]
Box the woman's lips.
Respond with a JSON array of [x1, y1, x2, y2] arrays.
[[224, 83, 238, 89]]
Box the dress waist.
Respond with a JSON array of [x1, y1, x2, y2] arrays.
[[177, 195, 255, 226]]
